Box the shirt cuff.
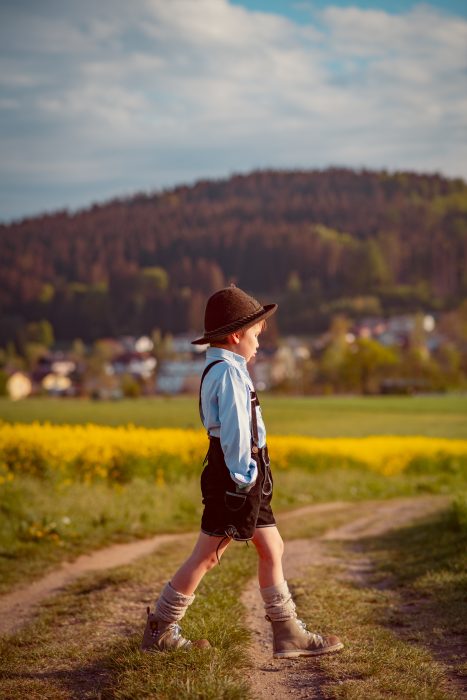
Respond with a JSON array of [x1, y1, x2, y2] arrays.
[[232, 461, 258, 492]]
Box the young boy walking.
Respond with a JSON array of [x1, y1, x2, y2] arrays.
[[142, 285, 343, 659]]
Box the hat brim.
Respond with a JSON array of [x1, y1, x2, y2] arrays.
[[191, 303, 278, 345]]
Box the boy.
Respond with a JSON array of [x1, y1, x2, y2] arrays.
[[142, 285, 343, 658]]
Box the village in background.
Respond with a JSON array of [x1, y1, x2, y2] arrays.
[[2, 171, 467, 401], [2, 302, 467, 401]]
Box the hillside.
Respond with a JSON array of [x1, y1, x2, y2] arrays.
[[1, 168, 466, 343]]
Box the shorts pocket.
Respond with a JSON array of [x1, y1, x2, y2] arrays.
[[224, 490, 247, 512]]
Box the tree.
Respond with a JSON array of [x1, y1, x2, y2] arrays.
[[1, 168, 466, 341], [141, 267, 169, 292], [25, 320, 54, 348], [358, 240, 392, 291], [341, 339, 399, 394], [24, 342, 49, 371], [71, 338, 86, 358], [319, 315, 351, 389], [287, 271, 302, 294], [435, 344, 464, 388]]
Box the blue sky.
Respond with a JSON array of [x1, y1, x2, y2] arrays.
[[1, 0, 466, 222], [233, 0, 467, 21]]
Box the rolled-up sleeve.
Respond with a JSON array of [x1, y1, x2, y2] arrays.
[[217, 366, 258, 490]]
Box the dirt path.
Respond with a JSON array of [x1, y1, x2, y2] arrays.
[[0, 501, 347, 638], [0, 533, 192, 636], [0, 495, 453, 699], [242, 495, 450, 700]]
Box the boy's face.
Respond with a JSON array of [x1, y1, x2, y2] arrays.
[[233, 322, 262, 363]]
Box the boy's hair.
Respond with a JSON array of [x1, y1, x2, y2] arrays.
[[211, 319, 267, 346]]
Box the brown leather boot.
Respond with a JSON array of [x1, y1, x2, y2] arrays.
[[266, 615, 344, 658], [141, 607, 211, 652]]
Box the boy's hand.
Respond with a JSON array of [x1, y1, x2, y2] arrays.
[[235, 481, 255, 494]]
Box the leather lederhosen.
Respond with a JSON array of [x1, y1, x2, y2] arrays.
[[198, 360, 275, 541]]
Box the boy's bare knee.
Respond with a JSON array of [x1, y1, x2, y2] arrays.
[[256, 536, 284, 563], [205, 552, 221, 570]]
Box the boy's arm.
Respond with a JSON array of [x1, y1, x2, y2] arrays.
[[218, 367, 258, 492]]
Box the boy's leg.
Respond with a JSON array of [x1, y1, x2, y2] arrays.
[[251, 525, 285, 588], [141, 532, 231, 652], [171, 531, 232, 595], [252, 526, 344, 659]]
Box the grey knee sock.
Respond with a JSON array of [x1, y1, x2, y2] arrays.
[[155, 582, 195, 623], [260, 580, 297, 621]]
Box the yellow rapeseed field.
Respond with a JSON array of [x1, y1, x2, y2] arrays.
[[1, 421, 466, 484]]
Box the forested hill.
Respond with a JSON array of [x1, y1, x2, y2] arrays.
[[1, 168, 467, 342]]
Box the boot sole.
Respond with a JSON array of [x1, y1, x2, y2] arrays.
[[273, 641, 344, 658]]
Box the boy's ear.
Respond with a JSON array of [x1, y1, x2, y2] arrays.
[[229, 331, 241, 345]]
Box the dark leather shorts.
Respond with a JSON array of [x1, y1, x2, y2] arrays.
[[200, 437, 276, 541]]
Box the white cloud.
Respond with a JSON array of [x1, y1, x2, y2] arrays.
[[0, 97, 19, 109], [0, 0, 466, 219]]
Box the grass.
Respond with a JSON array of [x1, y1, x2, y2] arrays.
[[2, 459, 465, 594], [1, 393, 467, 437], [0, 475, 202, 593], [1, 499, 465, 698], [0, 537, 257, 700], [0, 503, 378, 700], [290, 499, 467, 699], [3, 453, 466, 590], [361, 496, 467, 687]]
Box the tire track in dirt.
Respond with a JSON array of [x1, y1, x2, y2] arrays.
[[242, 495, 450, 700], [0, 495, 453, 698], [0, 501, 347, 638], [0, 533, 191, 636]]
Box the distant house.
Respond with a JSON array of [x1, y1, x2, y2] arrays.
[[31, 355, 54, 384], [156, 359, 205, 394], [250, 342, 305, 390], [6, 372, 32, 400], [97, 338, 126, 355], [171, 334, 207, 356], [110, 352, 156, 379], [351, 314, 438, 351], [353, 317, 387, 339], [31, 351, 79, 396]]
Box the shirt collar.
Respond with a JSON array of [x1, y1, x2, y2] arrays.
[[206, 346, 248, 371]]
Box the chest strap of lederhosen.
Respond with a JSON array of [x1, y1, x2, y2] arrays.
[[199, 360, 260, 450], [250, 389, 260, 453], [198, 360, 224, 424], [251, 389, 270, 470]]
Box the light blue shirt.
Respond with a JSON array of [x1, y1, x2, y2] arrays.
[[199, 347, 266, 490]]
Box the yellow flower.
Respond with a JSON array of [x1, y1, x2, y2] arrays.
[[0, 422, 466, 485]]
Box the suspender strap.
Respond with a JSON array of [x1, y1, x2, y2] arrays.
[[199, 360, 224, 421], [250, 390, 260, 448]]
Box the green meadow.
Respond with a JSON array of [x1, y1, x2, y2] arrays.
[[1, 393, 466, 437]]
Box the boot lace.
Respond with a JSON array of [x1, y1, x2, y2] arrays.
[[171, 623, 182, 640], [151, 619, 182, 641], [164, 622, 192, 647], [296, 618, 324, 646]]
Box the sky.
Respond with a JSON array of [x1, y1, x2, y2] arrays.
[[1, 0, 466, 222]]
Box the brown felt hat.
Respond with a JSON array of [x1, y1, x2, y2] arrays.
[[191, 285, 278, 345]]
